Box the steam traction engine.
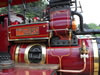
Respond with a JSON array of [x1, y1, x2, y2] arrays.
[[0, 0, 100, 75]]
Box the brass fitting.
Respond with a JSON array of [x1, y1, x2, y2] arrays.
[[69, 30, 72, 41], [80, 41, 88, 54]]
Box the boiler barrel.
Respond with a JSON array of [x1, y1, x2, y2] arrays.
[[10, 44, 46, 64], [46, 39, 99, 75], [10, 39, 100, 75]]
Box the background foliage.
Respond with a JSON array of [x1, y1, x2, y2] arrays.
[[83, 23, 100, 37], [0, 0, 47, 18]]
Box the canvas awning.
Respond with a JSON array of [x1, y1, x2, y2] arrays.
[[0, 0, 39, 8]]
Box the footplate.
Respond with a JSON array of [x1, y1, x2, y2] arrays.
[[0, 64, 59, 75]]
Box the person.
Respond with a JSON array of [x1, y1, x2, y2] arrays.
[[9, 9, 23, 24], [33, 17, 40, 22]]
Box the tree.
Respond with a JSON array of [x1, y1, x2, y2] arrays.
[[88, 23, 97, 29], [0, 0, 47, 18], [87, 23, 100, 37], [79, 23, 100, 37], [83, 23, 89, 29]]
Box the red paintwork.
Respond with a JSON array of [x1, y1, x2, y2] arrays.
[[50, 8, 71, 38], [0, 0, 39, 8], [10, 39, 94, 75], [8, 22, 49, 40], [0, 0, 95, 75], [10, 44, 17, 60], [0, 17, 9, 52], [0, 68, 55, 75], [10, 44, 29, 63], [46, 39, 93, 75], [18, 44, 28, 63]]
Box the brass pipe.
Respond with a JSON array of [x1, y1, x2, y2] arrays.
[[58, 58, 86, 73]]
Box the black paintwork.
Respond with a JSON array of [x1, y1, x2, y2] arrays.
[[28, 45, 42, 63], [51, 35, 78, 47]]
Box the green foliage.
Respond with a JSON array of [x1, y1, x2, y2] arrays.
[[84, 23, 100, 37], [0, 7, 8, 14], [83, 23, 89, 29], [88, 23, 97, 29], [0, 0, 47, 18], [25, 0, 47, 18]]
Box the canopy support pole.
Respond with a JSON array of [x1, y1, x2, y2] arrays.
[[8, 0, 12, 26], [22, 0, 26, 23]]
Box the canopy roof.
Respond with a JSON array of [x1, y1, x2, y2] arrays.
[[0, 0, 39, 8]]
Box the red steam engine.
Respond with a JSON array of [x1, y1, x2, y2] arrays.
[[0, 0, 100, 75]]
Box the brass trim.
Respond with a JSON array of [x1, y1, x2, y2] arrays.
[[15, 45, 20, 63], [8, 21, 49, 28], [25, 71, 29, 75], [42, 72, 46, 75], [8, 37, 49, 41], [90, 42, 92, 75], [58, 58, 86, 73], [51, 10, 70, 38], [24, 44, 33, 64], [92, 40, 99, 75], [49, 30, 72, 69], [41, 45, 46, 64], [24, 44, 46, 64]]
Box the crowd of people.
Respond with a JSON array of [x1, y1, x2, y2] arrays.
[[9, 9, 45, 25]]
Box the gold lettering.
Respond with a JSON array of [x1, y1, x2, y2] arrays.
[[16, 27, 39, 36]]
